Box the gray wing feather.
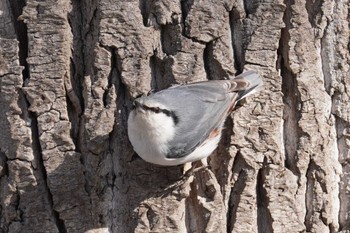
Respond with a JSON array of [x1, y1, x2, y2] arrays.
[[234, 70, 263, 101], [151, 81, 237, 158], [149, 71, 262, 158]]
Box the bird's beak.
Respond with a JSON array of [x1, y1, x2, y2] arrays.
[[134, 101, 146, 113]]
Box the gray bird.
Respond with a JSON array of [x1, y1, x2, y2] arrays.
[[127, 70, 263, 166]]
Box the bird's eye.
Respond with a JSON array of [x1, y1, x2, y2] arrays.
[[154, 107, 160, 113]]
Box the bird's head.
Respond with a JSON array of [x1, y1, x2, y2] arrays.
[[132, 97, 179, 125]]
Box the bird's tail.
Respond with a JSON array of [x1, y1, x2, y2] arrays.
[[234, 70, 263, 102]]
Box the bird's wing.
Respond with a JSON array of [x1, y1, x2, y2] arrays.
[[169, 78, 250, 102], [149, 71, 262, 159], [153, 79, 249, 159]]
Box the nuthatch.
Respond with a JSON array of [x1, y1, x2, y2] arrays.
[[127, 71, 263, 166]]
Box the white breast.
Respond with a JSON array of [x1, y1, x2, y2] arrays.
[[128, 108, 222, 166], [171, 133, 221, 165], [127, 109, 176, 165]]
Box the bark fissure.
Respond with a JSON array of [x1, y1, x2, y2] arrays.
[[227, 151, 249, 232], [229, 8, 244, 73], [245, 61, 269, 67], [280, 58, 300, 175], [211, 116, 234, 200], [14, 187, 23, 223], [256, 164, 273, 233], [304, 159, 314, 231], [180, 0, 194, 25], [66, 0, 86, 153], [150, 50, 163, 91], [139, 0, 151, 27], [110, 47, 128, 120], [185, 179, 210, 232], [305, 0, 324, 29], [65, 89, 81, 153], [320, 23, 332, 95], [102, 47, 117, 108], [109, 46, 131, 232], [203, 41, 212, 80], [243, 0, 259, 16], [336, 115, 350, 231], [73, 0, 88, 102], [31, 116, 67, 233], [0, 151, 9, 178], [8, 0, 29, 82], [279, 0, 301, 177], [82, 6, 98, 40]]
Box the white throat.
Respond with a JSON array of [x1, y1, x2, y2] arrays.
[[127, 109, 176, 164]]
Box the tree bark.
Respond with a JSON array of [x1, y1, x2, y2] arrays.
[[0, 0, 349, 232]]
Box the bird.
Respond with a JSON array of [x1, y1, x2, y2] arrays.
[[127, 70, 263, 166]]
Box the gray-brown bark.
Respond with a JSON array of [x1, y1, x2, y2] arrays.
[[0, 0, 349, 232]]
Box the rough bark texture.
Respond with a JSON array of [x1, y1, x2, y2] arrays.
[[0, 0, 349, 232]]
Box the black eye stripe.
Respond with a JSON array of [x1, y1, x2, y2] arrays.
[[140, 104, 179, 125], [169, 111, 179, 125]]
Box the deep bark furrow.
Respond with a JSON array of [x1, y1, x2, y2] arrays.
[[229, 8, 244, 73], [337, 115, 350, 230], [8, 0, 29, 82], [149, 53, 159, 91], [103, 47, 117, 108], [304, 159, 314, 231], [203, 41, 212, 80], [256, 166, 273, 233], [226, 152, 250, 232], [180, 0, 193, 25], [66, 0, 85, 152], [31, 115, 67, 233], [278, 23, 301, 175], [139, 0, 151, 27], [243, 0, 259, 16]]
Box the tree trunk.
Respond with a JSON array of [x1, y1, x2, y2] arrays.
[[1, 0, 349, 232]]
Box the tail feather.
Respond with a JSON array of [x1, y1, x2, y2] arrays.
[[234, 70, 263, 102]]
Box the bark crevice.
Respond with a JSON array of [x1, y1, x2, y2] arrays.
[[336, 115, 350, 231], [150, 51, 162, 91], [229, 8, 244, 73], [304, 159, 314, 231], [243, 0, 259, 16], [203, 41, 213, 80], [305, 0, 323, 30], [103, 47, 118, 108], [180, 0, 194, 26], [279, 0, 301, 177], [8, 0, 29, 82], [0, 151, 8, 178], [139, 0, 152, 27], [256, 163, 273, 233], [227, 151, 249, 232], [67, 0, 87, 153], [320, 22, 332, 95], [31, 116, 67, 233]]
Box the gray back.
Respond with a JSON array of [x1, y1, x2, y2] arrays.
[[146, 81, 238, 158]]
